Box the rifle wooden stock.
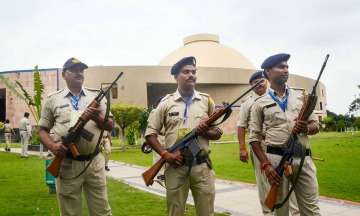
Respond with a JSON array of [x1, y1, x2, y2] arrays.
[[47, 143, 80, 177], [47, 156, 63, 177], [265, 184, 279, 210], [142, 158, 166, 186]]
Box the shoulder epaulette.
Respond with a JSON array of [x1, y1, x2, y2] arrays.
[[290, 87, 307, 96], [160, 94, 172, 102], [85, 87, 100, 92], [199, 92, 210, 97], [254, 94, 267, 102], [47, 89, 64, 98]]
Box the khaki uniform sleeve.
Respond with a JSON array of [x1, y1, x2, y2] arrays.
[[237, 99, 250, 128], [208, 96, 215, 115], [308, 110, 319, 129], [208, 96, 223, 134], [145, 103, 165, 137], [249, 101, 264, 143], [39, 97, 54, 129]]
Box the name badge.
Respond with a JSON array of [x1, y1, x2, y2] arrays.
[[169, 112, 179, 117]]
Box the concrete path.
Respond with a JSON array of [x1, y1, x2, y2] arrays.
[[2, 148, 360, 216]]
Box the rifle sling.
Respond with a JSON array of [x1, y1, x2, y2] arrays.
[[211, 109, 232, 127], [271, 146, 307, 211]]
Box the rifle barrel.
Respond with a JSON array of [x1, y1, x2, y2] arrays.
[[311, 54, 329, 95], [228, 79, 265, 108]]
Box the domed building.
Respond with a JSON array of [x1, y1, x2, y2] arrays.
[[0, 33, 327, 134]]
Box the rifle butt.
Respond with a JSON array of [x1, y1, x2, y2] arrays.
[[265, 184, 279, 210], [47, 156, 63, 177], [142, 158, 166, 186]]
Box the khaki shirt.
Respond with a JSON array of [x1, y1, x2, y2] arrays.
[[249, 87, 318, 148], [237, 93, 259, 128], [145, 89, 219, 152], [19, 117, 31, 134], [4, 123, 12, 133], [39, 87, 111, 155]]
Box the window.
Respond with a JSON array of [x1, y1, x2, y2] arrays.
[[319, 102, 323, 110]]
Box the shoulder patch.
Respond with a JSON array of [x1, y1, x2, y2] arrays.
[[47, 89, 64, 98]]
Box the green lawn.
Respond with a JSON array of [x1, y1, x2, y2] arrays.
[[0, 152, 227, 216], [110, 132, 360, 202]]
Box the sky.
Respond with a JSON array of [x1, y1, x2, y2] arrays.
[[0, 0, 359, 115]]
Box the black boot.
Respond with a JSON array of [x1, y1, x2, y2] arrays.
[[105, 166, 110, 171]]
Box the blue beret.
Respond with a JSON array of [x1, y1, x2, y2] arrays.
[[249, 70, 264, 84], [63, 57, 88, 72], [261, 53, 290, 69], [171, 56, 196, 75]]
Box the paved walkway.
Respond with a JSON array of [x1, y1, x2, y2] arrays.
[[2, 148, 360, 216]]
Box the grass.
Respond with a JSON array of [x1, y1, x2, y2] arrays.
[[0, 152, 227, 216], [0, 142, 21, 148], [109, 132, 360, 202]]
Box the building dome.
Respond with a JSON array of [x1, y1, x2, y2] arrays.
[[159, 33, 255, 69]]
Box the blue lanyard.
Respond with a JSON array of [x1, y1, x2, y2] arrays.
[[183, 94, 193, 124], [268, 90, 289, 112], [70, 94, 81, 110]]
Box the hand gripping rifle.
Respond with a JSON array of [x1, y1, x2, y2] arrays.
[[265, 54, 330, 210], [47, 72, 124, 177], [142, 79, 265, 186]]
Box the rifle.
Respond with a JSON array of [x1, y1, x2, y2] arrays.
[[265, 54, 330, 210], [142, 79, 265, 186], [47, 72, 124, 177]]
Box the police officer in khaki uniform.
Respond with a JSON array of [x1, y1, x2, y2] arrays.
[[19, 112, 31, 157], [4, 119, 15, 152], [237, 71, 274, 215], [238, 71, 299, 216], [249, 53, 321, 216], [102, 130, 112, 171], [39, 57, 113, 216], [145, 56, 223, 216]]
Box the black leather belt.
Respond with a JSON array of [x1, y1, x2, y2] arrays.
[[266, 146, 311, 156], [66, 148, 100, 161]]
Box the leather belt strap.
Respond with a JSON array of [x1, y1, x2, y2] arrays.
[[266, 146, 311, 156], [66, 148, 101, 161]]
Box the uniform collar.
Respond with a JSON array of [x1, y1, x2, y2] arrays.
[[63, 87, 87, 98], [174, 89, 201, 102], [269, 85, 289, 98]]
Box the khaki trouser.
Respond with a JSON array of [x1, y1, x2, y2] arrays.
[[103, 140, 111, 167], [165, 163, 215, 216], [4, 133, 11, 149], [20, 131, 29, 157], [266, 153, 321, 216], [56, 153, 112, 216], [251, 149, 300, 216]]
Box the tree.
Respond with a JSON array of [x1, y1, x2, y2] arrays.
[[353, 117, 360, 128], [323, 116, 334, 131], [0, 65, 44, 124], [349, 85, 360, 114], [110, 103, 143, 145], [336, 119, 345, 132], [139, 107, 152, 137]]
